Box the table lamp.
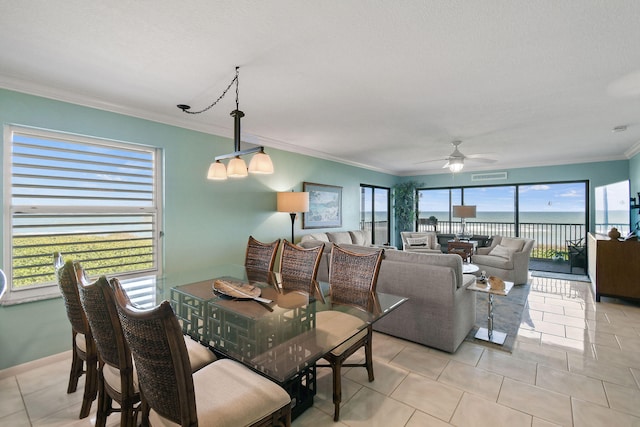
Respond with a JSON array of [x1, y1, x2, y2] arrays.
[[453, 205, 476, 240], [277, 191, 309, 243]]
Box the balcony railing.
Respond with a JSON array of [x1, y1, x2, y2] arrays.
[[361, 219, 627, 260]]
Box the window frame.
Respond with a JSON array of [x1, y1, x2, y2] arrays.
[[360, 184, 391, 245], [2, 125, 163, 305]]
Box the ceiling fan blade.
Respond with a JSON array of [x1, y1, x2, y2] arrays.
[[467, 157, 497, 164], [414, 157, 448, 165], [442, 161, 451, 169]]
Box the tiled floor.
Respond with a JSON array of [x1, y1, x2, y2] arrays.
[[2, 276, 640, 426]]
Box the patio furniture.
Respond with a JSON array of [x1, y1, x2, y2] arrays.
[[567, 237, 586, 273]]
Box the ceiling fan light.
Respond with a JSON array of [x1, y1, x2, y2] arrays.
[[207, 160, 228, 180], [227, 156, 248, 178], [248, 150, 274, 174], [448, 158, 464, 173]]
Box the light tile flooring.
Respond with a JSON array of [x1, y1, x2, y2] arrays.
[[2, 276, 640, 426]]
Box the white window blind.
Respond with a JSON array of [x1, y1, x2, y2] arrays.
[[4, 126, 162, 303]]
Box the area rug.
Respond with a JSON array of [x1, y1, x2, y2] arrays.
[[531, 270, 591, 283], [465, 283, 531, 353]]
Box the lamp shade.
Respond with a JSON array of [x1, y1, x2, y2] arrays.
[[227, 156, 248, 178], [207, 160, 227, 180], [453, 205, 477, 218], [277, 192, 309, 213], [248, 151, 274, 174]]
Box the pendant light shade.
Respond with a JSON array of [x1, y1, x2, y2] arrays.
[[248, 149, 274, 174], [448, 157, 464, 173], [177, 67, 275, 182], [227, 156, 248, 178], [207, 160, 228, 180]]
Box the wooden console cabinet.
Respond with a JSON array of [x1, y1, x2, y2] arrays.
[[587, 233, 640, 302]]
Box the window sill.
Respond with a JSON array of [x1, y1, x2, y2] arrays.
[[0, 286, 61, 306]]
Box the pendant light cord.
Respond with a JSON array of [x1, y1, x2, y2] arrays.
[[177, 67, 239, 114]]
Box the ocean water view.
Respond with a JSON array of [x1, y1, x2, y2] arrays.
[[361, 210, 630, 225]]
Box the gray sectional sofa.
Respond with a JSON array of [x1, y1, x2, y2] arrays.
[[299, 240, 476, 353]]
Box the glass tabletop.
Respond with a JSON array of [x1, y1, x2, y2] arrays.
[[167, 265, 407, 383]]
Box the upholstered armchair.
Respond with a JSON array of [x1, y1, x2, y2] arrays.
[[472, 236, 535, 285], [400, 231, 441, 254]]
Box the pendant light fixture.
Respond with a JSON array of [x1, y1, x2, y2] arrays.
[[177, 67, 274, 180]]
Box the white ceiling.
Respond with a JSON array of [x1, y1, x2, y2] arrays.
[[1, 0, 640, 175]]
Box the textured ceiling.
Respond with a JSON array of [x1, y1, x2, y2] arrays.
[[1, 0, 639, 175]]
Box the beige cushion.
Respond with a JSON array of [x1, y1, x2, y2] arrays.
[[500, 237, 525, 252], [184, 335, 216, 372], [307, 233, 330, 242], [489, 245, 514, 259], [102, 363, 139, 394], [349, 230, 371, 246], [75, 333, 87, 353], [148, 358, 290, 427], [326, 232, 353, 244], [406, 236, 430, 248], [315, 311, 367, 355]]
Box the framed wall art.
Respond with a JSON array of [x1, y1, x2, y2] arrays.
[[303, 182, 342, 229]]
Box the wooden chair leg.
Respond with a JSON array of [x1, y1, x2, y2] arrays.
[[79, 353, 98, 418], [67, 344, 83, 394], [365, 334, 374, 382], [332, 360, 342, 422], [95, 370, 108, 427]]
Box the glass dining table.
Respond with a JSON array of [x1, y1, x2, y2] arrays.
[[163, 264, 407, 419]]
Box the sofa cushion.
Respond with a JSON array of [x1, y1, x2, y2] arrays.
[[406, 236, 430, 248], [473, 253, 513, 269], [349, 230, 371, 246], [489, 244, 514, 259], [326, 232, 353, 244], [306, 233, 330, 242], [500, 237, 525, 252]]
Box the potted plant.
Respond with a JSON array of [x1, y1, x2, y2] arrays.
[[393, 181, 422, 243]]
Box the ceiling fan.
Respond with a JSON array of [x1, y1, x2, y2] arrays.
[[419, 140, 496, 173]]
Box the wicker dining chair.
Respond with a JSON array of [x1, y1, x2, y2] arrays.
[[76, 270, 140, 427], [316, 244, 383, 421], [245, 235, 281, 272], [277, 239, 324, 292], [113, 291, 292, 427], [54, 253, 98, 419]]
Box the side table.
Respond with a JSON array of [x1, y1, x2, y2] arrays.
[[468, 279, 515, 345]]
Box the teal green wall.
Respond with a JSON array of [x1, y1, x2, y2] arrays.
[[402, 160, 631, 232], [0, 89, 395, 370]]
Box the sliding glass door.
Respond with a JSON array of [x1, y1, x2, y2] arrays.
[[360, 185, 390, 245]]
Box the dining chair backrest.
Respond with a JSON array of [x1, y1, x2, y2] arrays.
[[278, 239, 324, 282], [55, 253, 92, 337], [76, 270, 140, 426], [245, 235, 280, 272], [76, 270, 133, 382], [54, 253, 98, 418], [328, 244, 383, 310], [114, 294, 196, 425]]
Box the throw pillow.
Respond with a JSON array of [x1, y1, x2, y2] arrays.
[[327, 232, 353, 244], [489, 244, 514, 259], [500, 237, 525, 252], [406, 236, 430, 248]]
